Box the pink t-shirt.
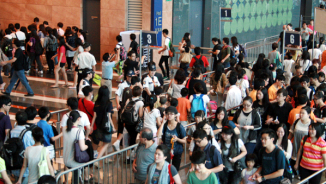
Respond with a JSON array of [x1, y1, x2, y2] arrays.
[[57, 45, 66, 63]]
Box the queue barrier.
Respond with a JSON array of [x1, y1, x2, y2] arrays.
[[55, 104, 242, 184]]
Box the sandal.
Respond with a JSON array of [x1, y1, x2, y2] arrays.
[[68, 86, 76, 89], [64, 84, 70, 87], [50, 85, 59, 88]]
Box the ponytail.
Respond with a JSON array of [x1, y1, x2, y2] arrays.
[[66, 111, 80, 132]]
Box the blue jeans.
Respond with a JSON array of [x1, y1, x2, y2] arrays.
[[5, 70, 33, 94]]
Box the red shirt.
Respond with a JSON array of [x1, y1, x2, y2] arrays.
[[57, 45, 66, 63], [189, 55, 209, 68], [78, 98, 95, 130]]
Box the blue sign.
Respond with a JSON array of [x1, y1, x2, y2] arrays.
[[285, 32, 300, 46], [221, 8, 231, 18], [151, 0, 162, 46]]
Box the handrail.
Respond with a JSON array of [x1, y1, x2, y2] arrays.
[[297, 167, 326, 184]]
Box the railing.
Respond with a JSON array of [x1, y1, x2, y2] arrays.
[[297, 167, 326, 184], [55, 104, 242, 184]]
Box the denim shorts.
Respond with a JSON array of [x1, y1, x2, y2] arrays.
[[101, 133, 112, 143]]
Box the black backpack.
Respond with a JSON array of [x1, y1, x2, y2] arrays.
[[35, 40, 43, 55], [193, 55, 206, 73], [101, 103, 113, 134], [1, 129, 29, 170], [22, 51, 30, 71], [121, 99, 141, 126]]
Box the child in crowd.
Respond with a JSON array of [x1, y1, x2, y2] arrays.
[[318, 71, 325, 83], [157, 96, 167, 119], [176, 88, 191, 127], [241, 154, 258, 184]]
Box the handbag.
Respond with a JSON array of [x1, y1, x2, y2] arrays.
[[167, 80, 174, 95], [74, 129, 90, 163], [135, 117, 143, 133], [233, 140, 246, 173], [46, 145, 55, 160], [38, 147, 50, 178]]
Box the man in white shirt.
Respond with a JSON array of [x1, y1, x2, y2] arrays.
[[143, 63, 161, 97], [57, 22, 65, 37], [301, 22, 313, 50], [11, 23, 26, 50], [158, 29, 170, 80], [60, 97, 91, 139], [75, 42, 96, 95], [225, 75, 242, 110], [78, 69, 94, 98], [308, 42, 322, 60]]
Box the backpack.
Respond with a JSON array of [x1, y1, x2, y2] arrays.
[[121, 99, 141, 126], [101, 103, 113, 134], [118, 43, 127, 60], [190, 94, 206, 118], [275, 53, 283, 69], [121, 87, 133, 109], [168, 37, 175, 58], [35, 40, 43, 55], [238, 44, 247, 58], [22, 51, 30, 71], [1, 129, 29, 170], [193, 55, 206, 73], [47, 37, 58, 52]]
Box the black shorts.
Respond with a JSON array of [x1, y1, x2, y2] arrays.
[[75, 66, 78, 71], [118, 109, 124, 134], [59, 63, 65, 68]]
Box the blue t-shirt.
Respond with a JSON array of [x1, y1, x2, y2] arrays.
[[37, 120, 54, 147], [163, 123, 187, 155], [102, 61, 116, 80], [203, 142, 223, 180]]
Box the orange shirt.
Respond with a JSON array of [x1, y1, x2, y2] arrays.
[[288, 105, 316, 126], [249, 90, 257, 102], [176, 97, 191, 121], [321, 50, 326, 69], [268, 85, 281, 101]]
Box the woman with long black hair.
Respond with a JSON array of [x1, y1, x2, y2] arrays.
[[211, 107, 240, 140], [250, 53, 265, 86], [274, 123, 292, 160], [50, 36, 69, 88], [210, 63, 227, 103], [27, 29, 43, 73], [65, 38, 84, 89], [253, 88, 270, 128], [218, 125, 247, 184], [43, 27, 57, 74]]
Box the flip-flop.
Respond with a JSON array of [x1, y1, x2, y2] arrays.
[[50, 86, 59, 88], [64, 84, 70, 87]]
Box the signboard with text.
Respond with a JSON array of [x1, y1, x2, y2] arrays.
[[151, 0, 162, 46], [285, 31, 300, 46]]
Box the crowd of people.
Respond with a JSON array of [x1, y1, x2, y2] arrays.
[[0, 16, 326, 184]]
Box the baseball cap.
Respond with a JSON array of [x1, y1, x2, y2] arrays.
[[83, 42, 91, 49], [149, 64, 156, 71], [127, 70, 135, 77], [83, 68, 94, 75], [165, 106, 178, 115]]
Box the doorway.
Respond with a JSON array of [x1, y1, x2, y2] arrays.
[[189, 0, 203, 47], [83, 0, 100, 61]]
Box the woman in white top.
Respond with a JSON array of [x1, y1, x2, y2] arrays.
[[144, 95, 161, 143], [275, 123, 292, 160], [169, 69, 186, 98], [218, 125, 247, 184], [283, 52, 295, 85], [66, 38, 84, 89], [63, 111, 89, 184], [237, 69, 249, 98], [308, 42, 322, 60], [299, 51, 312, 72], [17, 127, 54, 184]]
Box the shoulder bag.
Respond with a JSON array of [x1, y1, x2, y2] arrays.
[[74, 129, 90, 163], [38, 147, 50, 177]]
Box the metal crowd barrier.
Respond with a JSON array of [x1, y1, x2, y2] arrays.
[[55, 104, 241, 184], [297, 167, 326, 184]]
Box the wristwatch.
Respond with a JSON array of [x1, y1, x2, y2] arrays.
[[262, 176, 266, 181]]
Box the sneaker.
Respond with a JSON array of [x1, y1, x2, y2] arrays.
[[0, 82, 6, 90], [93, 150, 98, 158], [113, 141, 120, 151], [38, 70, 43, 74], [1, 92, 10, 96], [25, 70, 30, 74], [24, 93, 34, 97]]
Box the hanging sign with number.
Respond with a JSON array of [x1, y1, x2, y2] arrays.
[[221, 8, 231, 18], [285, 31, 300, 46], [151, 0, 162, 46], [141, 31, 157, 46]]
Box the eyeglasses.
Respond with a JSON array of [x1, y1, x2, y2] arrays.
[[195, 139, 202, 144], [243, 104, 251, 107], [260, 137, 270, 141]]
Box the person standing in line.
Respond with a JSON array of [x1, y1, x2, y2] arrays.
[[57, 22, 64, 37], [220, 37, 231, 68], [27, 29, 43, 74], [102, 52, 119, 99], [1, 39, 34, 96], [276, 25, 287, 54], [0, 96, 11, 147], [208, 37, 222, 71], [132, 128, 157, 184], [158, 29, 171, 80], [301, 22, 313, 51]]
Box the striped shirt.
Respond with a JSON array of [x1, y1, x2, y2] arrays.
[[300, 137, 326, 170], [0, 157, 5, 178]]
